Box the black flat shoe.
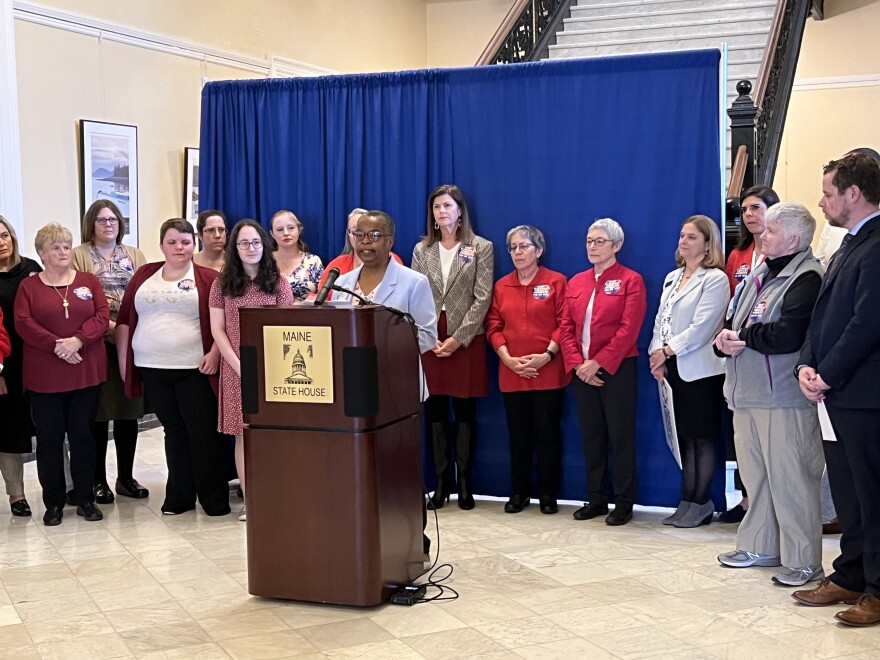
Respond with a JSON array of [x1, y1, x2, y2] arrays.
[[718, 504, 746, 524], [572, 502, 608, 521], [77, 502, 103, 521], [65, 490, 77, 506], [94, 483, 115, 504], [504, 495, 530, 514], [539, 496, 558, 514], [605, 507, 633, 526], [116, 478, 149, 499], [10, 499, 32, 517], [43, 505, 63, 526]]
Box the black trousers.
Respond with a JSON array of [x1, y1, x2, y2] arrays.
[[824, 403, 880, 595], [140, 368, 230, 516], [502, 388, 565, 499], [32, 386, 100, 508], [572, 357, 637, 508]]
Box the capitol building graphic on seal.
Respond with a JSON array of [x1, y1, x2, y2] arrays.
[[285, 348, 313, 385]]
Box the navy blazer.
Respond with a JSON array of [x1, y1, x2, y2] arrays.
[[799, 213, 880, 409]]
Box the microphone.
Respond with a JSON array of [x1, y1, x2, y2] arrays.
[[314, 267, 341, 305]]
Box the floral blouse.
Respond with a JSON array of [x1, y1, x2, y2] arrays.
[[286, 253, 324, 302], [89, 244, 135, 322]]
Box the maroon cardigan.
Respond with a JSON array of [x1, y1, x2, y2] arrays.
[[116, 261, 219, 398]]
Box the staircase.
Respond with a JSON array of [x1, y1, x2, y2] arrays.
[[548, 0, 777, 126]]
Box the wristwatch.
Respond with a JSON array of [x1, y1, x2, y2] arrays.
[[545, 349, 556, 360], [793, 364, 809, 379]]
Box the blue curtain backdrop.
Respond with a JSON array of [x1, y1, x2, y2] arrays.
[[200, 50, 723, 508]]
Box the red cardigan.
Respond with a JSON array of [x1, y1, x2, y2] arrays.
[[14, 270, 109, 393], [559, 261, 646, 376], [485, 266, 570, 393], [117, 262, 219, 398], [0, 308, 10, 360]]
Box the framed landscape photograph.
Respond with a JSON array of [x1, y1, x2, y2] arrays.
[[183, 147, 199, 221], [80, 120, 139, 246]]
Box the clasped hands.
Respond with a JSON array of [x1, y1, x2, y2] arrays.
[[713, 329, 746, 357], [432, 336, 461, 358], [575, 359, 604, 386], [798, 366, 830, 403], [503, 352, 551, 379], [54, 337, 83, 364]]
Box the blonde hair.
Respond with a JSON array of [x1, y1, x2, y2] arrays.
[[34, 222, 74, 254], [675, 215, 724, 269], [0, 215, 22, 266]]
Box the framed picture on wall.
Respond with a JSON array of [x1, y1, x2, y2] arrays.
[[80, 120, 139, 246], [183, 147, 200, 221]]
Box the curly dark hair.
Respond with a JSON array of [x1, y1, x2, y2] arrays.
[[219, 220, 282, 298]]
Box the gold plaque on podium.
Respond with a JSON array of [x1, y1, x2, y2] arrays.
[[262, 325, 333, 403]]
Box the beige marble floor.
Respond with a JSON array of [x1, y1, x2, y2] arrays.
[[0, 427, 875, 660]]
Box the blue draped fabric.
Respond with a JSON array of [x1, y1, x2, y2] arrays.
[[200, 50, 723, 507]]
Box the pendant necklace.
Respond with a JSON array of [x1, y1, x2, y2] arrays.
[[52, 273, 71, 318]]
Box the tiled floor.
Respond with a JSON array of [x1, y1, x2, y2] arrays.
[[1, 427, 876, 659]]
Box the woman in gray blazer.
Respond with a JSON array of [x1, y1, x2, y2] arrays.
[[648, 215, 730, 528], [411, 184, 493, 511]]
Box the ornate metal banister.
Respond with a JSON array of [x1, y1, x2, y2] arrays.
[[476, 0, 575, 65], [752, 0, 812, 186]]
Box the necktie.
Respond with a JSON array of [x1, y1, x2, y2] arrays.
[[826, 233, 853, 279]]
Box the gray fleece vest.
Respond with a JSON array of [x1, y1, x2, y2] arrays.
[[723, 248, 823, 409]]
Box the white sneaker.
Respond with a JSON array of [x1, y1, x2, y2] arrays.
[[238, 504, 247, 522], [772, 565, 824, 586]]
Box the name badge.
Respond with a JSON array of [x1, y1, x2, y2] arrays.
[[73, 286, 93, 300], [750, 299, 768, 325], [532, 284, 550, 300], [458, 245, 476, 263], [604, 279, 621, 295]]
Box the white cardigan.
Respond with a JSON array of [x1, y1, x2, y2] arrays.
[[649, 266, 730, 382]]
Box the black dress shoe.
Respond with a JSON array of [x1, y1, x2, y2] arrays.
[[65, 490, 76, 506], [77, 502, 103, 521], [718, 504, 746, 524], [573, 502, 608, 521], [116, 478, 149, 499], [606, 507, 633, 526], [539, 496, 558, 514], [504, 495, 530, 514], [94, 483, 115, 504], [10, 499, 32, 517], [43, 505, 63, 526]]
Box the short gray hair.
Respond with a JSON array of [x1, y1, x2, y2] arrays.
[[506, 225, 546, 251], [588, 218, 624, 245], [764, 202, 816, 251]]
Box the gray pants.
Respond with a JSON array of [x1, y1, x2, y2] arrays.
[[733, 407, 824, 568], [0, 452, 25, 498]]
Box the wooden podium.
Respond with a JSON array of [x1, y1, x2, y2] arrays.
[[239, 304, 425, 606]]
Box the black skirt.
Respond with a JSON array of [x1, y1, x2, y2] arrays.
[[665, 357, 724, 440]]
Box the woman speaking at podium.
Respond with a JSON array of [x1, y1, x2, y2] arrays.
[[333, 210, 438, 557]]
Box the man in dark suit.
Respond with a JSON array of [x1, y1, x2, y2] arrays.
[[791, 152, 880, 626]]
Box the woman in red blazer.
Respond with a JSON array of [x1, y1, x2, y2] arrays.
[[485, 225, 569, 515], [559, 218, 647, 525]]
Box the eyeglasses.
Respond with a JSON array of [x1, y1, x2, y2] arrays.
[[236, 239, 263, 250], [203, 227, 226, 235], [95, 217, 119, 226], [508, 243, 534, 253], [586, 238, 610, 247], [350, 229, 391, 242]]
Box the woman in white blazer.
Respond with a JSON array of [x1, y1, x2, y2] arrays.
[[649, 215, 730, 528]]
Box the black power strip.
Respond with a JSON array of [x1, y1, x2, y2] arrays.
[[391, 584, 426, 605]]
